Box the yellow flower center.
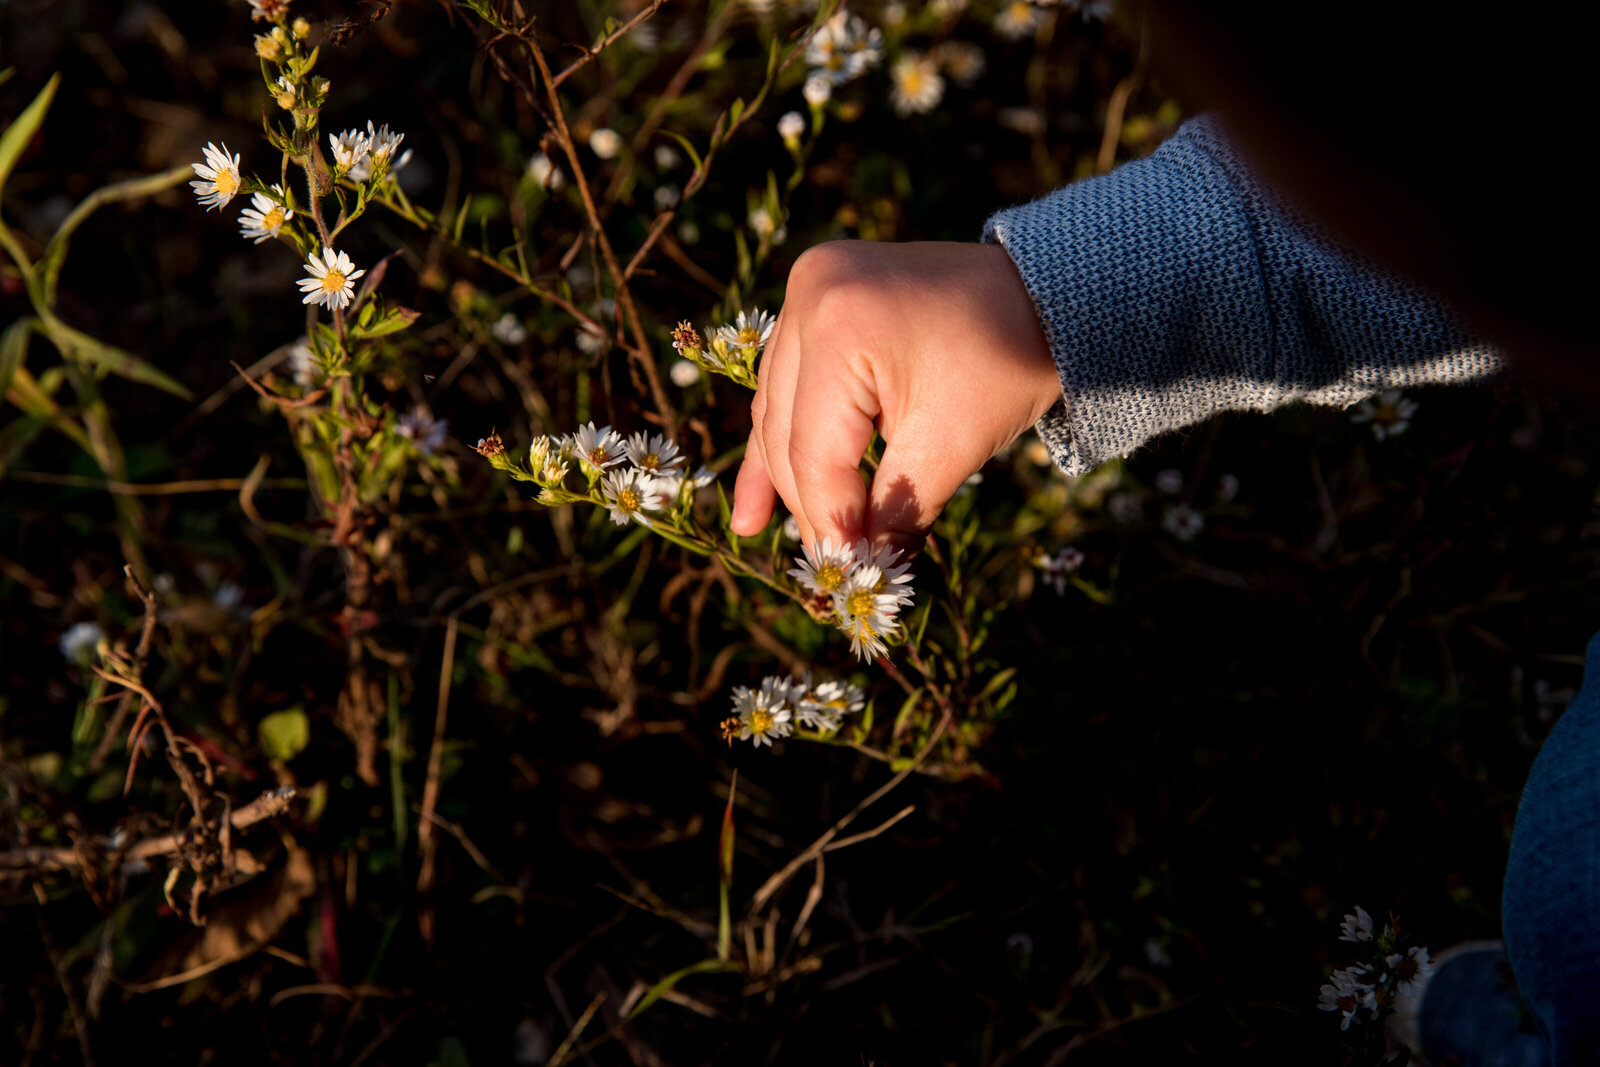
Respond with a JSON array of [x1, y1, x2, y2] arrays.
[[1007, 1, 1031, 18], [901, 69, 925, 94], [215, 169, 240, 197], [319, 269, 347, 294], [588, 447, 611, 466], [641, 452, 660, 470], [815, 563, 844, 592], [826, 53, 845, 71], [845, 588, 875, 617], [261, 206, 285, 230], [618, 487, 641, 512], [737, 327, 761, 347], [749, 707, 775, 734]]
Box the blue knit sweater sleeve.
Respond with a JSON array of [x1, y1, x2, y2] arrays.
[[982, 116, 1501, 476]]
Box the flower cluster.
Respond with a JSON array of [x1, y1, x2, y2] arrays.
[[719, 673, 868, 748], [329, 121, 410, 183], [804, 9, 883, 87], [189, 3, 409, 330], [669, 308, 776, 390], [1317, 906, 1434, 1033], [483, 424, 715, 530], [789, 537, 916, 661]]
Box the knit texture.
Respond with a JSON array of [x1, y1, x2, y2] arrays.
[[983, 116, 1501, 476]]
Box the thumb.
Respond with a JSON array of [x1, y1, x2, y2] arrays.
[[864, 416, 978, 556]]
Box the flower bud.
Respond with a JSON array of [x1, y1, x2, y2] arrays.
[[276, 89, 297, 110], [292, 16, 311, 38], [777, 110, 805, 150], [255, 34, 282, 61], [271, 25, 291, 45]]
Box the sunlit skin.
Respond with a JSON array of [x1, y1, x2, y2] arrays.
[[731, 241, 1059, 555]]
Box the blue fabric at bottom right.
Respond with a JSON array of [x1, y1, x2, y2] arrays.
[[1500, 629, 1600, 1066]]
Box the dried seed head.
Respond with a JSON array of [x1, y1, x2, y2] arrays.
[[671, 321, 702, 352], [473, 431, 505, 459]]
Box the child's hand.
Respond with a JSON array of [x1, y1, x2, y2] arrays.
[[729, 240, 1061, 553]]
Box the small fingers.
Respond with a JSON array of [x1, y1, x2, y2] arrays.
[[730, 428, 778, 535], [786, 351, 877, 549]]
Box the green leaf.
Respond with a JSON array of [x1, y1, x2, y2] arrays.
[[41, 317, 192, 398], [626, 958, 735, 1021], [0, 317, 33, 399], [0, 73, 59, 201], [974, 666, 1019, 705], [663, 131, 703, 172], [349, 304, 419, 341], [259, 707, 311, 761], [0, 414, 49, 477]]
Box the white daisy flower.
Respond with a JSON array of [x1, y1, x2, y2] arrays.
[[714, 308, 778, 351], [803, 75, 833, 108], [297, 247, 365, 311], [653, 144, 681, 170], [589, 127, 623, 160], [853, 538, 915, 606], [350, 146, 412, 184], [571, 422, 626, 475], [747, 206, 776, 237], [247, 0, 291, 22], [1037, 545, 1084, 595], [1385, 947, 1434, 998], [782, 516, 801, 542], [491, 312, 528, 345], [731, 684, 793, 747], [890, 53, 945, 117], [777, 111, 806, 143], [1339, 906, 1374, 943], [1350, 389, 1419, 440], [994, 0, 1040, 39], [932, 40, 985, 85], [624, 431, 686, 473], [669, 359, 700, 387], [59, 621, 105, 662], [649, 464, 714, 504], [365, 121, 404, 163], [653, 184, 680, 211], [1161, 504, 1204, 541], [1317, 979, 1358, 1031], [190, 142, 242, 211], [329, 127, 372, 171], [832, 565, 903, 661], [759, 674, 807, 709], [287, 338, 318, 386], [527, 152, 566, 191], [797, 677, 865, 730], [237, 187, 293, 243], [807, 11, 882, 83], [601, 467, 665, 528], [788, 536, 857, 597]]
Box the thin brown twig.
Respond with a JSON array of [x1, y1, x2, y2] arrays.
[[751, 706, 949, 913], [550, 1, 669, 88], [0, 789, 296, 874], [522, 28, 676, 432], [8, 471, 307, 495]]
